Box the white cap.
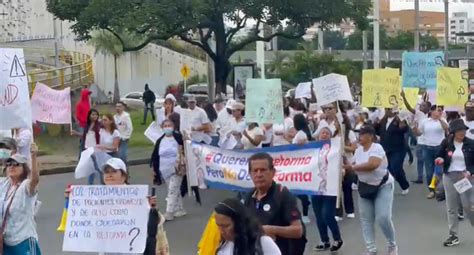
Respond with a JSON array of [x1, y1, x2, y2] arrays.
[[226, 99, 236, 109], [103, 158, 127, 173], [165, 94, 177, 102]]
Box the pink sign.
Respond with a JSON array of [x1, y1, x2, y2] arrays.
[[31, 82, 71, 124]]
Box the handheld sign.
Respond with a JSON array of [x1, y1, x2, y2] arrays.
[[437, 67, 468, 110], [362, 69, 401, 108], [312, 73, 353, 106], [31, 82, 71, 124], [245, 79, 284, 124], [0, 48, 32, 129], [402, 51, 444, 89], [63, 185, 149, 253], [295, 82, 312, 99]]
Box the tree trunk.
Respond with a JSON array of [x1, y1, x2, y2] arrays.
[[113, 54, 120, 103], [214, 57, 231, 96]]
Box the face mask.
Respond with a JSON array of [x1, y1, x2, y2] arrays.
[[163, 128, 174, 135], [0, 149, 12, 160]]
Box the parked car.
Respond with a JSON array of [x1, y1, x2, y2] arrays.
[[120, 92, 165, 109]]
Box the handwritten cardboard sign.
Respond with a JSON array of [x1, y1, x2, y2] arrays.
[[295, 82, 312, 99], [31, 82, 71, 124], [437, 67, 468, 110], [402, 51, 444, 89], [362, 69, 401, 108], [63, 185, 149, 253], [312, 73, 353, 106], [0, 48, 32, 129], [245, 79, 284, 124]]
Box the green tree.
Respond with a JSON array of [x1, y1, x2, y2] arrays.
[[314, 31, 347, 50], [346, 26, 390, 50], [387, 31, 439, 50], [277, 25, 306, 50], [47, 0, 371, 94]]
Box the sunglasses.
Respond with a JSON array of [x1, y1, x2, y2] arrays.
[[6, 162, 21, 167], [323, 107, 334, 111]]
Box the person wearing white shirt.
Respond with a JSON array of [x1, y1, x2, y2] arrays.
[[114, 102, 133, 163], [313, 103, 338, 139], [414, 105, 448, 199], [14, 128, 32, 165], [464, 100, 474, 140], [229, 102, 247, 150], [186, 96, 211, 143], [262, 124, 273, 147], [273, 107, 295, 146], [93, 114, 121, 185], [216, 100, 236, 139], [242, 123, 264, 149], [214, 97, 225, 114], [214, 198, 281, 255], [402, 90, 432, 184]]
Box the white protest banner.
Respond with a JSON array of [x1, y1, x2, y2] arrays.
[[155, 107, 166, 126], [185, 138, 342, 196], [246, 79, 284, 124], [0, 48, 32, 129], [63, 185, 149, 253], [312, 73, 353, 106], [144, 121, 163, 144], [295, 82, 312, 99], [31, 82, 71, 124]]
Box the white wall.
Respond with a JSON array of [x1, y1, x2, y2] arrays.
[[1, 0, 208, 97]]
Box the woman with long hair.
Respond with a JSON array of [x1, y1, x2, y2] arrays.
[[214, 198, 281, 255], [97, 113, 120, 156], [204, 103, 219, 146], [0, 145, 41, 254]]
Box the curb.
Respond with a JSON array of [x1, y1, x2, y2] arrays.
[[39, 158, 149, 176]]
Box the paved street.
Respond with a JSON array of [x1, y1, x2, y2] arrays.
[[37, 163, 473, 255]]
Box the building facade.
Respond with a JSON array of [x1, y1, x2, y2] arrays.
[[449, 12, 474, 43]]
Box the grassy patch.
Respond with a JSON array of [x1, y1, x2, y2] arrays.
[[128, 110, 154, 149]]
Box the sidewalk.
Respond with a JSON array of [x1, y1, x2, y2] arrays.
[[38, 146, 153, 175]]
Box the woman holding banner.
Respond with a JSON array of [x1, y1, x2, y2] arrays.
[[150, 119, 186, 222], [0, 144, 41, 255], [344, 125, 398, 255], [310, 127, 344, 252]]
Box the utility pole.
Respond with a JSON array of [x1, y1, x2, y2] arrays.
[[256, 24, 265, 79], [363, 30, 368, 69], [318, 26, 324, 54], [53, 18, 59, 67], [373, 0, 380, 69], [414, 0, 420, 51], [444, 0, 449, 66]]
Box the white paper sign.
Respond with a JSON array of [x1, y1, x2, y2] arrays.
[[454, 178, 472, 194], [31, 82, 71, 124], [218, 130, 238, 150], [155, 107, 166, 126], [63, 185, 149, 253], [295, 82, 312, 99], [144, 121, 163, 144], [312, 73, 353, 106], [179, 108, 192, 132], [0, 48, 32, 129], [74, 148, 112, 179]]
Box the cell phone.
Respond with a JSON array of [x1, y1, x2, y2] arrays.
[[151, 187, 156, 197]]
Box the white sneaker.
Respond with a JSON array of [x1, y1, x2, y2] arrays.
[[346, 213, 355, 219], [164, 212, 174, 221], [335, 216, 343, 222], [302, 216, 311, 224], [174, 210, 187, 218], [401, 189, 409, 195], [351, 183, 358, 190]]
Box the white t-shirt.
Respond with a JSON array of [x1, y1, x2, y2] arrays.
[[419, 118, 445, 147], [158, 136, 179, 179], [353, 143, 392, 185], [273, 117, 294, 146], [85, 130, 98, 149], [216, 110, 234, 136], [114, 112, 133, 140], [344, 130, 358, 162], [189, 107, 211, 142], [414, 110, 428, 145], [217, 236, 281, 255], [0, 178, 38, 246], [463, 118, 474, 140], [292, 130, 309, 144], [99, 129, 121, 153], [313, 119, 337, 138], [448, 141, 466, 172], [262, 126, 273, 144], [242, 127, 264, 149]]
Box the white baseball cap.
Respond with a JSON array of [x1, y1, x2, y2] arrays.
[[165, 94, 177, 102], [102, 158, 127, 173]]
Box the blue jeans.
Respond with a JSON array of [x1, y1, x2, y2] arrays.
[[87, 154, 104, 185], [423, 145, 441, 190], [4, 237, 41, 255], [415, 144, 425, 182], [387, 151, 410, 190], [359, 181, 397, 253], [118, 139, 129, 163], [311, 195, 341, 243]]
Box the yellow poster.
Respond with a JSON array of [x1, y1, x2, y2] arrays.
[[362, 69, 401, 108], [437, 67, 468, 109], [400, 87, 420, 110]]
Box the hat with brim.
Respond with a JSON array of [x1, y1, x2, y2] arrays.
[[0, 137, 16, 149], [6, 154, 28, 164], [359, 125, 376, 136], [187, 95, 197, 103], [231, 102, 245, 111], [102, 158, 127, 173], [165, 94, 177, 103], [449, 119, 469, 133]]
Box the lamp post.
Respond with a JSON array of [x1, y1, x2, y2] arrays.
[[414, 0, 420, 52], [373, 0, 380, 69], [444, 0, 449, 66]]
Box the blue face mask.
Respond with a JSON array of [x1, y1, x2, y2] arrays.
[[163, 128, 174, 135], [0, 149, 12, 160]]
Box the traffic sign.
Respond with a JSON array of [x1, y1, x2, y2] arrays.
[[181, 64, 190, 79]]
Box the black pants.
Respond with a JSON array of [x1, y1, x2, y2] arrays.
[[297, 195, 310, 216], [336, 172, 355, 216], [143, 102, 155, 123], [387, 151, 410, 190]]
